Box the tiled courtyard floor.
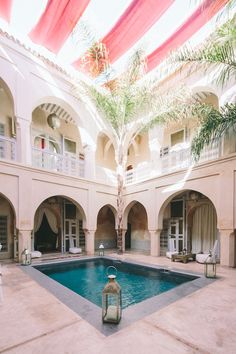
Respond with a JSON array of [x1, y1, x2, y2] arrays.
[[0, 253, 236, 354]]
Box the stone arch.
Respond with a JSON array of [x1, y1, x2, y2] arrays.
[[0, 77, 16, 139], [124, 200, 149, 252], [127, 132, 150, 170], [0, 73, 16, 109], [32, 96, 82, 127], [191, 85, 219, 99], [96, 132, 116, 170], [33, 195, 86, 254], [0, 192, 17, 259], [158, 189, 218, 256], [157, 187, 218, 230], [95, 204, 117, 250], [35, 195, 86, 223], [32, 97, 84, 153]]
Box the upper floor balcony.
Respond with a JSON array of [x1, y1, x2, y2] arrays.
[[0, 133, 230, 186], [125, 141, 221, 185], [32, 147, 85, 178], [0, 135, 16, 161]]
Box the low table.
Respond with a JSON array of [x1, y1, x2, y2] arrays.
[[171, 253, 195, 263]]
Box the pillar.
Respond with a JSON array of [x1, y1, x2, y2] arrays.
[[83, 145, 96, 180], [122, 229, 127, 253], [150, 229, 161, 257], [84, 229, 95, 255], [18, 230, 32, 262], [219, 229, 235, 267], [16, 117, 32, 165]]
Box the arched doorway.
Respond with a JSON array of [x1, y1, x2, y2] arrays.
[[0, 78, 16, 162], [160, 190, 218, 258], [126, 202, 149, 253], [0, 194, 16, 260], [95, 205, 116, 250], [33, 196, 85, 254]]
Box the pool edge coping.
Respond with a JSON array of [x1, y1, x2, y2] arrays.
[[20, 256, 215, 336]]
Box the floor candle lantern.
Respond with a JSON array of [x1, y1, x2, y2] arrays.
[[21, 248, 32, 265], [102, 266, 122, 324], [99, 243, 104, 256], [204, 256, 217, 278]]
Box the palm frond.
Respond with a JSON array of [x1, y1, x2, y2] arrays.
[[171, 14, 236, 88], [191, 103, 236, 160]]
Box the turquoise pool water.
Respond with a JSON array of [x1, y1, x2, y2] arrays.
[[35, 258, 197, 309]]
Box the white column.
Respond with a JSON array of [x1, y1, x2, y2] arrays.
[[83, 145, 96, 179], [150, 229, 161, 257], [16, 116, 32, 165], [84, 229, 95, 255]]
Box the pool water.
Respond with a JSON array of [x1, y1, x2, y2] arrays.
[[35, 258, 198, 309]]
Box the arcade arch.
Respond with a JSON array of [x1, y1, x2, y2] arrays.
[[124, 201, 149, 253], [0, 193, 16, 260], [95, 205, 117, 251], [33, 196, 86, 254], [159, 190, 218, 258]]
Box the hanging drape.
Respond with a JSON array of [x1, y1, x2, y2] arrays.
[[0, 0, 12, 22], [34, 208, 58, 234], [29, 0, 91, 53], [147, 0, 230, 73], [191, 204, 217, 253], [73, 0, 174, 69]]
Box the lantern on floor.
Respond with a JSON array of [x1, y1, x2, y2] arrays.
[[99, 243, 104, 256], [102, 266, 122, 324], [21, 248, 31, 265], [204, 256, 216, 278]]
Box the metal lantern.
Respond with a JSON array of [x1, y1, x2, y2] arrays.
[[102, 266, 122, 324], [99, 243, 104, 256], [204, 256, 216, 278], [47, 113, 61, 130], [21, 248, 32, 265]]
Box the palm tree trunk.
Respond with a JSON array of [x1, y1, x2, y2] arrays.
[[116, 147, 125, 254]]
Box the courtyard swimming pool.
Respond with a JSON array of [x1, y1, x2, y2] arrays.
[[34, 258, 198, 309]]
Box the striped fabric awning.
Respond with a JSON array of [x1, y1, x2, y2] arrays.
[[0, 0, 232, 78]]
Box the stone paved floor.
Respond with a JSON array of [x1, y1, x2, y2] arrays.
[[0, 253, 236, 354]]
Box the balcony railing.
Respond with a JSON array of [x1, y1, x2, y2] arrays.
[[0, 136, 16, 161], [32, 148, 85, 178], [125, 142, 221, 185]]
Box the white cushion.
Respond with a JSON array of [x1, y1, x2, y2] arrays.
[[196, 253, 210, 263], [69, 247, 82, 254], [31, 251, 42, 258], [166, 251, 178, 259]]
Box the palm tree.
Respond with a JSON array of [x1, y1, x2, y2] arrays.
[[173, 14, 236, 87], [78, 49, 195, 253], [172, 13, 236, 159], [191, 103, 236, 160]]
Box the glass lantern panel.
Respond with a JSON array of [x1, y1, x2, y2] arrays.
[[204, 263, 216, 278], [102, 293, 121, 323]]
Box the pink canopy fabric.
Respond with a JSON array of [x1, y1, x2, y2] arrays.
[[29, 0, 90, 53], [0, 0, 12, 22], [73, 0, 174, 70], [146, 0, 230, 73]]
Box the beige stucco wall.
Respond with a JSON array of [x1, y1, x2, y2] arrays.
[[0, 32, 235, 266]]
